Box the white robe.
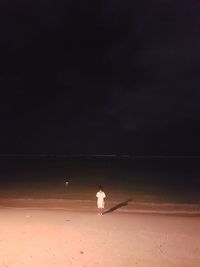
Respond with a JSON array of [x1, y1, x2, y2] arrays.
[[96, 191, 106, 208]]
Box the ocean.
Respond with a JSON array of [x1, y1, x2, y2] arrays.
[[0, 155, 199, 204]]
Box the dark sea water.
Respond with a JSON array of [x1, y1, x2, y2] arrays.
[[0, 155, 200, 204]]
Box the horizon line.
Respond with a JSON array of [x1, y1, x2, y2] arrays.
[[0, 154, 200, 158]]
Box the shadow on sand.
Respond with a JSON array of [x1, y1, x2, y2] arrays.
[[103, 198, 132, 215]]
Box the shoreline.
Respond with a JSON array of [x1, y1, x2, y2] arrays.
[[1, 198, 200, 216]]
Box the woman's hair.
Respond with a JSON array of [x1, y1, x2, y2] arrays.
[[98, 185, 103, 191]]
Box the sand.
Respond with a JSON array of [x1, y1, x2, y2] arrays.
[[0, 199, 200, 267]]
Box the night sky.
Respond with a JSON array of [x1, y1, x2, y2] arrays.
[[0, 0, 199, 155]]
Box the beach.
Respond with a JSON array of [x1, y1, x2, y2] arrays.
[[0, 199, 200, 267], [0, 156, 200, 266]]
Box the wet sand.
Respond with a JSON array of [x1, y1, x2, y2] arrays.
[[0, 199, 200, 267]]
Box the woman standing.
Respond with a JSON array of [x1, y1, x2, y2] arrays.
[[96, 185, 106, 215]]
